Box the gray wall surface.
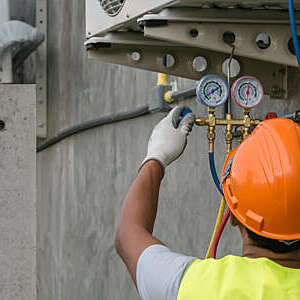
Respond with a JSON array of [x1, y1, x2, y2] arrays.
[[34, 1, 300, 300], [0, 85, 36, 300]]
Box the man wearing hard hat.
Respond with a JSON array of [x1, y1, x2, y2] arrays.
[[115, 106, 300, 299]]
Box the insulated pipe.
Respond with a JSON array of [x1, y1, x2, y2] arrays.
[[164, 87, 196, 103], [37, 105, 150, 152]]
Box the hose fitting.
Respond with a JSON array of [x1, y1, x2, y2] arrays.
[[225, 113, 233, 153], [207, 108, 216, 153]]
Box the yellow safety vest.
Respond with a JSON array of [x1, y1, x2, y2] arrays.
[[177, 255, 300, 300]]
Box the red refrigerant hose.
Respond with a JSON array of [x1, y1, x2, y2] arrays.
[[211, 209, 231, 258]]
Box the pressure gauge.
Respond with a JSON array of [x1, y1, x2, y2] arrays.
[[232, 76, 264, 109], [196, 74, 229, 108]]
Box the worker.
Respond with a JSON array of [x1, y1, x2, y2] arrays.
[[115, 106, 300, 299]]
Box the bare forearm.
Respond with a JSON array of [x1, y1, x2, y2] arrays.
[[120, 160, 163, 231], [115, 160, 164, 284]]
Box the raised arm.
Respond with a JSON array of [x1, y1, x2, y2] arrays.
[[115, 106, 195, 286]]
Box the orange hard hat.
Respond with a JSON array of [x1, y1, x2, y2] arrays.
[[222, 118, 300, 240]]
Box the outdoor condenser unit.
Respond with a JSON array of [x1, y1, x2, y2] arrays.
[[87, 0, 300, 37], [86, 0, 300, 98]]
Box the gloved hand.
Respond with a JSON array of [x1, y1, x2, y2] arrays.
[[140, 106, 195, 174]]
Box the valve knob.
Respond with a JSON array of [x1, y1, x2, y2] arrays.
[[265, 112, 278, 120], [181, 108, 192, 118]]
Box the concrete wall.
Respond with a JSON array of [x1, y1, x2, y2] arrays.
[[35, 1, 300, 300], [0, 85, 36, 299]]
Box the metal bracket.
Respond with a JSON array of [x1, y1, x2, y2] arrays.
[[86, 0, 300, 37], [174, 0, 300, 10], [142, 21, 299, 67], [86, 32, 287, 98], [138, 8, 300, 25], [36, 0, 47, 138]]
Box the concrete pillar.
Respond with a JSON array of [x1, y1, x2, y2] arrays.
[[0, 85, 36, 299]]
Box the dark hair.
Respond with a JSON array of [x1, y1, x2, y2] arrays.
[[246, 228, 300, 254]]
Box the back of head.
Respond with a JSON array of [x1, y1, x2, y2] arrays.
[[222, 119, 300, 251]]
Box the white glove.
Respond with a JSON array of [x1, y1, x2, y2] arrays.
[[141, 106, 195, 174]]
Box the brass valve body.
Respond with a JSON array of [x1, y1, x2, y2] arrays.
[[195, 109, 260, 152]]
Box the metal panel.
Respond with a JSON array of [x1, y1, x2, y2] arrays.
[[87, 33, 287, 98], [0, 84, 36, 300], [86, 0, 300, 38], [175, 0, 300, 9], [138, 8, 300, 24], [86, 0, 175, 37], [143, 22, 299, 67], [36, 0, 47, 138]]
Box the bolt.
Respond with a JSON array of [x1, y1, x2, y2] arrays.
[[131, 52, 141, 62]]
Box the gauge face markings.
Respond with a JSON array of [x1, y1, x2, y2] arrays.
[[196, 75, 229, 108], [203, 81, 222, 100], [238, 82, 257, 102], [232, 76, 264, 109]]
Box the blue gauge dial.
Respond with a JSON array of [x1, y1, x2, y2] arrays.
[[196, 74, 229, 108]]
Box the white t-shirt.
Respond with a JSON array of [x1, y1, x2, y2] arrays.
[[136, 245, 196, 300]]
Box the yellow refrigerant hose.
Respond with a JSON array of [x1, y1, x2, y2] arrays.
[[205, 197, 226, 258]]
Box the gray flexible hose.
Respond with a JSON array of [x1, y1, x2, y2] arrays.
[[37, 105, 150, 152]]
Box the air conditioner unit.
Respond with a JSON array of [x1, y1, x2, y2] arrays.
[[86, 0, 300, 37], [86, 0, 175, 37], [86, 0, 300, 98]]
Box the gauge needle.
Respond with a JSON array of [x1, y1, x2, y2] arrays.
[[207, 87, 219, 98], [246, 85, 250, 104]]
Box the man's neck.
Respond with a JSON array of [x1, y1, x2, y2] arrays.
[[243, 244, 300, 269]]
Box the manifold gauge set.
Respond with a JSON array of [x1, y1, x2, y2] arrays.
[[196, 74, 264, 109]]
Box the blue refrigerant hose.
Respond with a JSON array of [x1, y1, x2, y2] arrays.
[[180, 109, 224, 196], [289, 0, 300, 69], [209, 152, 224, 196]]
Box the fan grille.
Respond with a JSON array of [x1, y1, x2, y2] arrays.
[[99, 0, 126, 17]]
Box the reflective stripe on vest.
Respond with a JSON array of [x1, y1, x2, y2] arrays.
[[177, 255, 300, 300]]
